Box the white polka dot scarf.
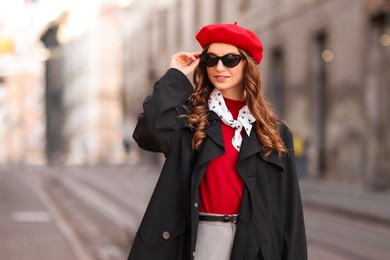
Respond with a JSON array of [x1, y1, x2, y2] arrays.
[[208, 89, 256, 151]]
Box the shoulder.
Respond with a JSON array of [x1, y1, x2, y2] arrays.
[[277, 120, 292, 138], [277, 120, 294, 150]]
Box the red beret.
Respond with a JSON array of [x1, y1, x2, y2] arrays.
[[195, 22, 263, 64]]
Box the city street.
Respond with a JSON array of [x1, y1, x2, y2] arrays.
[[1, 164, 390, 260], [1, 1, 389, 259]]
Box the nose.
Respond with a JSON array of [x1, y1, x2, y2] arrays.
[[215, 59, 226, 71]]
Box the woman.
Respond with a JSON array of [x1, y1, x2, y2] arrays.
[[128, 23, 307, 260]]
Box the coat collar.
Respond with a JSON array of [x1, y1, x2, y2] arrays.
[[192, 112, 224, 171], [239, 127, 284, 171], [204, 112, 224, 148], [194, 114, 284, 171]]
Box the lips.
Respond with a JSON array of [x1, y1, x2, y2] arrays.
[[214, 75, 229, 81]]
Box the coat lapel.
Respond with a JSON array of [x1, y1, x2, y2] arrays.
[[236, 131, 260, 224], [259, 149, 284, 171], [192, 120, 285, 194], [239, 127, 284, 171], [204, 115, 224, 148], [192, 113, 224, 188], [238, 128, 262, 162], [193, 112, 224, 169], [236, 128, 285, 224]]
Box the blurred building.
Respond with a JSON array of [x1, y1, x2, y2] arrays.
[[41, 3, 125, 165], [3, 0, 387, 190], [1, 0, 127, 165], [0, 1, 46, 164], [63, 8, 124, 165], [40, 15, 66, 164], [122, 0, 390, 190], [244, 0, 390, 190]]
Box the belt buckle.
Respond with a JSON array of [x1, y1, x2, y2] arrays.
[[223, 215, 237, 224]]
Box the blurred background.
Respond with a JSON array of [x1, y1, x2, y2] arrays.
[[0, 0, 389, 259]]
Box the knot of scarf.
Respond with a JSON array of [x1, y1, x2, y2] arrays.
[[208, 89, 256, 151]]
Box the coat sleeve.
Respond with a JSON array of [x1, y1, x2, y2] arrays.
[[281, 124, 308, 260], [132, 68, 194, 155]]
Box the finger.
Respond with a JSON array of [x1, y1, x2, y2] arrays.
[[188, 52, 201, 61], [184, 58, 200, 74], [174, 51, 200, 60], [179, 52, 200, 61], [169, 52, 200, 71], [190, 57, 200, 68], [191, 52, 201, 58]]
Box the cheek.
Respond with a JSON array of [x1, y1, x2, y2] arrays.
[[206, 68, 216, 84], [206, 68, 213, 78], [233, 66, 245, 81]]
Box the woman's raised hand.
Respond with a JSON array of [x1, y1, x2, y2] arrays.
[[169, 52, 201, 76]]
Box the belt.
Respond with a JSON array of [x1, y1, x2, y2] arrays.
[[199, 214, 239, 224]]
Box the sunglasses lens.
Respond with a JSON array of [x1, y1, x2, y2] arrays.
[[201, 54, 243, 68], [202, 54, 219, 67], [222, 54, 242, 67]]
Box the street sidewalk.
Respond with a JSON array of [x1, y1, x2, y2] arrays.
[[0, 166, 83, 260], [300, 180, 390, 225]]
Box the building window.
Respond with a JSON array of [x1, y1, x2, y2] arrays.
[[365, 12, 390, 188], [269, 47, 285, 119], [311, 30, 329, 177]]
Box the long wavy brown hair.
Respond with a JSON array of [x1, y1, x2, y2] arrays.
[[187, 46, 287, 156]]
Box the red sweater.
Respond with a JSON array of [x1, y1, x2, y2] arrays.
[[199, 97, 245, 214]]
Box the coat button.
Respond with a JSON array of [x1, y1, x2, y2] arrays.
[[194, 202, 198, 208], [162, 231, 170, 240]]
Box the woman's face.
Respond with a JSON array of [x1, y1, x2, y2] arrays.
[[205, 43, 246, 100]]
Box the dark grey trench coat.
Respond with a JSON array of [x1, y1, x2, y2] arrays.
[[128, 69, 307, 260]]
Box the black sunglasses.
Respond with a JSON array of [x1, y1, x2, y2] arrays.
[[200, 53, 244, 68]]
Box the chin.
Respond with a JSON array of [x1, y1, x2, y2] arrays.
[[212, 83, 231, 91]]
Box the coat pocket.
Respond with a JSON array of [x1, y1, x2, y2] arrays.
[[139, 214, 186, 247]]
